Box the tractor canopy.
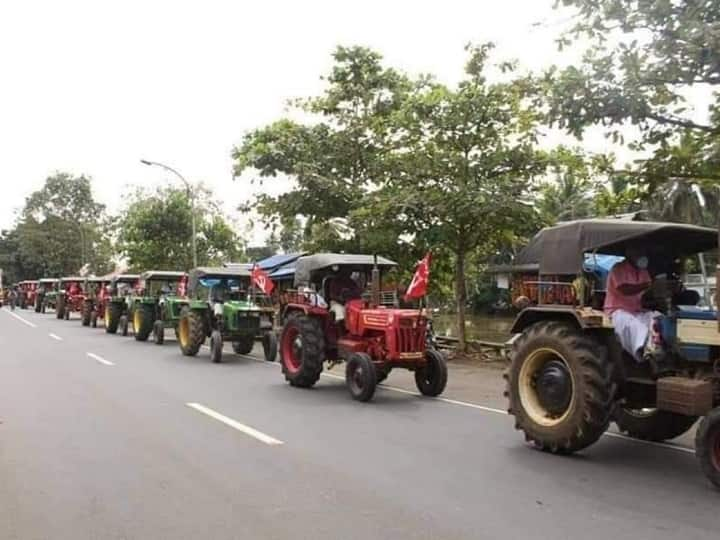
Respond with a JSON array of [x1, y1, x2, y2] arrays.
[[293, 253, 397, 287], [59, 276, 86, 285], [109, 274, 140, 285], [140, 270, 187, 281], [515, 219, 717, 275], [187, 267, 251, 295]]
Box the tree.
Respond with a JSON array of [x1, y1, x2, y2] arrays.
[[372, 44, 546, 350], [118, 185, 243, 271], [547, 0, 720, 206], [0, 173, 113, 279]]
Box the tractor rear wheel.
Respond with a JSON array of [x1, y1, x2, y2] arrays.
[[346, 352, 377, 402], [82, 301, 92, 326], [614, 407, 697, 442], [415, 348, 448, 397], [133, 305, 154, 341], [35, 296, 42, 313], [280, 313, 324, 388], [105, 303, 120, 333], [696, 408, 720, 489], [210, 330, 223, 363], [506, 321, 613, 454], [232, 335, 254, 355], [153, 320, 165, 345], [56, 295, 65, 319], [178, 309, 205, 356], [262, 331, 277, 362]]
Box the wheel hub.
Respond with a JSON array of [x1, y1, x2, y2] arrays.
[[534, 360, 572, 416]]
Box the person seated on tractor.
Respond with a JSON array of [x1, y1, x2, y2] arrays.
[[604, 245, 666, 370], [326, 270, 362, 322], [68, 282, 80, 296]]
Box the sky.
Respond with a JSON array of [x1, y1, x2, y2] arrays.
[[0, 0, 588, 244]]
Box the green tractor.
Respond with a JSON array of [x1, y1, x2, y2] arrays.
[[128, 270, 188, 344], [177, 267, 277, 363], [505, 219, 720, 489], [103, 274, 140, 335], [36, 278, 60, 313]]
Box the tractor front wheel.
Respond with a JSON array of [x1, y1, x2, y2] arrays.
[[82, 301, 92, 326], [346, 352, 377, 402], [153, 320, 165, 345], [91, 311, 98, 328], [696, 408, 720, 489], [178, 309, 205, 356], [133, 305, 154, 341], [262, 332, 277, 362], [119, 315, 129, 336], [56, 295, 65, 319], [210, 330, 223, 363], [232, 335, 254, 355], [415, 348, 448, 397], [614, 407, 697, 442], [280, 313, 324, 388], [64, 308, 70, 320], [506, 321, 613, 454]]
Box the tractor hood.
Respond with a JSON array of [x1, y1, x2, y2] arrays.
[[515, 219, 717, 275], [293, 253, 397, 286]]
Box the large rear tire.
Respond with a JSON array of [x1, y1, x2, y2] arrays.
[[614, 407, 697, 442], [105, 302, 121, 334], [35, 295, 42, 313], [178, 309, 205, 356], [506, 321, 613, 454], [232, 335, 255, 355], [56, 295, 65, 319], [415, 348, 448, 397], [82, 301, 92, 326], [279, 313, 324, 388], [346, 352, 377, 402], [696, 408, 720, 489], [133, 304, 154, 341]]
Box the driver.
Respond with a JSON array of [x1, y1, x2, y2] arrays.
[[604, 245, 660, 363], [327, 269, 362, 322]]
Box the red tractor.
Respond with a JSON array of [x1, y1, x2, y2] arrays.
[[56, 276, 87, 321], [82, 277, 111, 327], [17, 280, 38, 310], [279, 254, 447, 402]]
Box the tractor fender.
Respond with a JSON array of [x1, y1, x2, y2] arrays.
[[510, 306, 610, 335], [280, 304, 327, 324]]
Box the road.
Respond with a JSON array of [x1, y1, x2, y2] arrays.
[[0, 307, 717, 540]]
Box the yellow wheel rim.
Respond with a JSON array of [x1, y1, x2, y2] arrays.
[[518, 347, 575, 427], [133, 310, 141, 332], [178, 317, 189, 348], [104, 308, 110, 327]]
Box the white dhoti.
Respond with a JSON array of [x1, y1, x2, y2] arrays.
[[330, 300, 346, 321], [610, 310, 656, 361]]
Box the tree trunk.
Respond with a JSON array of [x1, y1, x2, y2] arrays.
[[455, 247, 467, 353]]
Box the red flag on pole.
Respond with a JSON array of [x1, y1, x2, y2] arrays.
[[404, 252, 431, 301], [252, 264, 275, 295]]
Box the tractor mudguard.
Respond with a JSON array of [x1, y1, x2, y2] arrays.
[[510, 306, 610, 334]]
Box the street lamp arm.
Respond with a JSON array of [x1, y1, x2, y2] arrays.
[[139, 159, 190, 191]]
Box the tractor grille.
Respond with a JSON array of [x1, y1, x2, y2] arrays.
[[395, 324, 425, 354], [236, 313, 261, 331]]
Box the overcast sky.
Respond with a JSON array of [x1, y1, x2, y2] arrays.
[[1, 0, 584, 243]]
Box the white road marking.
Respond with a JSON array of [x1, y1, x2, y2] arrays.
[[3, 309, 37, 328], [87, 352, 114, 366], [49, 333, 63, 341], [186, 402, 284, 446]]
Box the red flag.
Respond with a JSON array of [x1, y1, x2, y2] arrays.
[[404, 252, 431, 300], [252, 264, 275, 295]]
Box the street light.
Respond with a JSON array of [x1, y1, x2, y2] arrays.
[[140, 159, 198, 268]]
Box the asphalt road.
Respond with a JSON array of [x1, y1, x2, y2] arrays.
[[0, 306, 717, 540]]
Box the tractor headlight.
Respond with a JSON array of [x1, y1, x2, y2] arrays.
[[213, 303, 224, 316]]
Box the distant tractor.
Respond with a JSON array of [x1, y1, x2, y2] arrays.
[[103, 274, 140, 335], [17, 280, 38, 310], [37, 278, 60, 313], [278, 254, 446, 402], [56, 276, 88, 320], [505, 219, 720, 489], [82, 277, 111, 327], [127, 270, 188, 344], [177, 267, 277, 363]]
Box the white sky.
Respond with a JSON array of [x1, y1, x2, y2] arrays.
[[1, 0, 600, 243]]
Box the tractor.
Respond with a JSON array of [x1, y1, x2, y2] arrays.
[[56, 276, 88, 320], [278, 254, 447, 402], [177, 267, 277, 363], [36, 278, 60, 313], [127, 270, 188, 344], [82, 277, 111, 327], [504, 218, 720, 489], [103, 274, 140, 335], [17, 280, 38, 310]]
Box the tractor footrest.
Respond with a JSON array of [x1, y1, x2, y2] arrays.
[[657, 377, 713, 416]]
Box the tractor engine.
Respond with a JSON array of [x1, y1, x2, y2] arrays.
[[341, 299, 427, 363]]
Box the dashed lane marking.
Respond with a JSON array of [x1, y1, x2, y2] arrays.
[[2, 309, 37, 328], [49, 333, 63, 341], [186, 402, 284, 446], [87, 352, 114, 366]]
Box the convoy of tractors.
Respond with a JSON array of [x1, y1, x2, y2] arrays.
[[4, 218, 720, 490]]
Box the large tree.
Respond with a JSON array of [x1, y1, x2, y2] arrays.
[[548, 0, 720, 203], [118, 185, 243, 271]]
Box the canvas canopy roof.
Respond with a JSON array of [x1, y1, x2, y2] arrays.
[[515, 219, 717, 275], [87, 276, 111, 283], [110, 274, 140, 284], [59, 276, 86, 283], [188, 267, 251, 293], [140, 270, 187, 281], [293, 253, 397, 286], [38, 278, 59, 284]]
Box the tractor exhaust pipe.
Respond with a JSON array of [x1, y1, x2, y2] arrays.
[[371, 254, 380, 308]]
